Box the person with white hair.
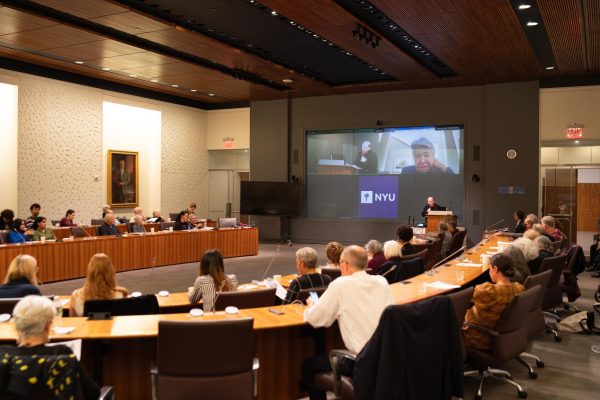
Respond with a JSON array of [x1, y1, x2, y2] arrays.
[[352, 140, 378, 173], [0, 296, 100, 399], [283, 247, 331, 304], [129, 207, 145, 223], [365, 239, 385, 274], [541, 215, 566, 242], [131, 214, 146, 233], [502, 245, 531, 284], [512, 237, 539, 262]]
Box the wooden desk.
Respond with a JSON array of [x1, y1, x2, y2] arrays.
[[0, 228, 259, 283]]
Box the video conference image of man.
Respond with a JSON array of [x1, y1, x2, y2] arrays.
[[307, 125, 462, 176]]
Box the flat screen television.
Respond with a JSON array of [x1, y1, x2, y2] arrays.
[[240, 181, 301, 217]]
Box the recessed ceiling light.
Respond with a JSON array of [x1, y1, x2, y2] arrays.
[[526, 21, 538, 26], [574, 140, 580, 144], [518, 4, 532, 10], [190, 89, 197, 92], [102, 67, 111, 71], [151, 79, 159, 83], [75, 61, 84, 64], [129, 74, 138, 77], [208, 93, 215, 96], [271, 11, 277, 16], [282, 78, 294, 84], [171, 84, 179, 87], [545, 66, 555, 70]]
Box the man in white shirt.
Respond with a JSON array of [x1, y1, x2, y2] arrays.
[[302, 245, 394, 400]]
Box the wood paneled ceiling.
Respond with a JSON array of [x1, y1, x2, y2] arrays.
[[0, 0, 597, 109]]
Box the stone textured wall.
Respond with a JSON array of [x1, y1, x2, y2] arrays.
[[17, 77, 103, 224], [161, 103, 208, 217]]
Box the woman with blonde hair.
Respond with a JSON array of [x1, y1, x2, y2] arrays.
[[0, 255, 41, 298], [69, 253, 128, 316]]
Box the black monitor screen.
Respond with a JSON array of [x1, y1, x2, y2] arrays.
[[241, 181, 301, 216]]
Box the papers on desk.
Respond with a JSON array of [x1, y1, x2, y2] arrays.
[[275, 282, 288, 301], [486, 251, 499, 255], [52, 326, 76, 335], [238, 283, 258, 291], [423, 281, 461, 290], [497, 241, 514, 246], [456, 262, 483, 268]]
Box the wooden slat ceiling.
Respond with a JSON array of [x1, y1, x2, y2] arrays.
[[0, 0, 597, 108]]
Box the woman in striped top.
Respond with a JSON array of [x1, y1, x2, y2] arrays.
[[188, 249, 238, 311], [283, 247, 331, 304]]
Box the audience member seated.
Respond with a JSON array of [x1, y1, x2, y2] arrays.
[[513, 210, 525, 233], [322, 241, 344, 269], [0, 295, 100, 399], [283, 247, 331, 304], [439, 221, 453, 258], [365, 239, 385, 274], [463, 253, 525, 350], [532, 223, 553, 241], [0, 255, 41, 298], [302, 245, 394, 400], [129, 207, 145, 223], [522, 229, 539, 241], [59, 209, 78, 227], [396, 224, 415, 255], [98, 213, 121, 236], [512, 237, 539, 262], [502, 245, 531, 284], [447, 219, 458, 236], [131, 215, 146, 233], [0, 208, 15, 230], [374, 240, 402, 276], [541, 215, 566, 242], [147, 210, 164, 223], [24, 203, 41, 229], [524, 213, 538, 230], [530, 236, 555, 274], [188, 249, 237, 311], [31, 216, 55, 241], [69, 253, 128, 317], [174, 210, 192, 231], [101, 205, 111, 218], [8, 219, 31, 244], [189, 213, 203, 229]]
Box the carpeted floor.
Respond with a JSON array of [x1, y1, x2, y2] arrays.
[[40, 242, 600, 400]]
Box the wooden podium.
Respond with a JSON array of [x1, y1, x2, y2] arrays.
[[426, 211, 457, 234]]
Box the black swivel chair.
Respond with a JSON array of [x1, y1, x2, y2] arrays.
[[214, 287, 276, 311], [83, 294, 159, 317], [297, 287, 328, 304], [0, 230, 8, 244], [537, 253, 568, 342], [320, 268, 341, 281], [152, 319, 258, 400], [390, 257, 425, 284]]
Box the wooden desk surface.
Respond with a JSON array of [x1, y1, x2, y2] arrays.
[[0, 227, 259, 283]]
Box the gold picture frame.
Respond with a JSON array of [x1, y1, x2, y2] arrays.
[[108, 150, 139, 207]]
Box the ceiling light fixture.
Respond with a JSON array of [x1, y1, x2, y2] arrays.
[[75, 61, 84, 64], [151, 79, 159, 83], [518, 4, 531, 10], [190, 89, 197, 92], [208, 93, 215, 96], [171, 84, 179, 87], [526, 21, 538, 26], [129, 74, 138, 77], [282, 78, 294, 83], [574, 140, 580, 144], [271, 11, 277, 16], [545, 66, 555, 70], [102, 67, 111, 71]]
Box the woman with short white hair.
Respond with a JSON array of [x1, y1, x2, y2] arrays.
[[376, 240, 403, 279], [0, 296, 100, 399]]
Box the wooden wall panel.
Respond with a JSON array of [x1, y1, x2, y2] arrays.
[[577, 183, 600, 231]]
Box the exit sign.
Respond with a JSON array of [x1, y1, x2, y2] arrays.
[[565, 124, 583, 139]]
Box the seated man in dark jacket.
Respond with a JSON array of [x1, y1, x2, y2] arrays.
[[98, 212, 121, 236]]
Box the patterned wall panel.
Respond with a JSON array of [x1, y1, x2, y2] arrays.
[[161, 104, 208, 217], [17, 78, 103, 225]]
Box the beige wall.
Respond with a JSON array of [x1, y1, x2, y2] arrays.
[[2, 68, 209, 224], [0, 81, 19, 212], [540, 86, 600, 140], [207, 108, 250, 150]]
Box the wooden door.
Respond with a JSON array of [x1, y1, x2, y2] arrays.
[[577, 183, 600, 231]]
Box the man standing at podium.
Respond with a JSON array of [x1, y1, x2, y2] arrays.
[[421, 196, 446, 218]]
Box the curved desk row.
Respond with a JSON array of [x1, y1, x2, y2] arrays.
[[0, 227, 259, 283], [0, 234, 510, 399]]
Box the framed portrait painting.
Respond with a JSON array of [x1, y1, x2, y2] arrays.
[[108, 150, 139, 207]]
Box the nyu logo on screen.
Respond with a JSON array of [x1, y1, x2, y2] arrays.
[[358, 176, 398, 219]]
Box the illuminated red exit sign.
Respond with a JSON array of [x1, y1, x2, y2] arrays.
[[565, 123, 583, 139]]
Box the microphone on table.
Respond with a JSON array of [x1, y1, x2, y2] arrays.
[[484, 219, 504, 232], [261, 244, 282, 282]]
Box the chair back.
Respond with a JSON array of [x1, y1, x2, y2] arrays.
[[0, 298, 21, 314], [297, 286, 328, 304], [70, 226, 88, 238], [0, 230, 8, 244], [91, 219, 104, 226], [551, 240, 563, 255], [168, 213, 179, 222], [160, 221, 175, 231], [522, 269, 552, 338], [156, 319, 255, 400], [538, 253, 568, 310], [449, 229, 467, 254], [391, 257, 424, 284], [446, 287, 475, 360], [491, 285, 541, 364], [218, 217, 238, 228], [321, 268, 341, 281], [51, 219, 61, 226], [401, 248, 428, 262], [214, 287, 276, 311], [83, 294, 159, 317]]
